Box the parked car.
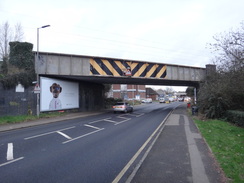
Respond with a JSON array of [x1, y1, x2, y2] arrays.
[[165, 97, 170, 104], [146, 98, 152, 103], [178, 97, 184, 102], [113, 102, 133, 113], [159, 98, 165, 103]]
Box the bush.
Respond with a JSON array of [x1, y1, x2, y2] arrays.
[[104, 98, 123, 108], [225, 110, 244, 127]]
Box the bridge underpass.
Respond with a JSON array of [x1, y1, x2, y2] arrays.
[[36, 52, 209, 87], [34, 52, 214, 113]]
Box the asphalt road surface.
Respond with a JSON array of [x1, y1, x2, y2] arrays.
[[0, 102, 181, 183]]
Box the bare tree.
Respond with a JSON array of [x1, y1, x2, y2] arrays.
[[0, 21, 24, 60], [210, 21, 244, 72], [14, 23, 24, 41]]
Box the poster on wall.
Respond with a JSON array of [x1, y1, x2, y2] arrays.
[[40, 77, 79, 112]]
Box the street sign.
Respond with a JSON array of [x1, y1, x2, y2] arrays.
[[34, 83, 41, 94]]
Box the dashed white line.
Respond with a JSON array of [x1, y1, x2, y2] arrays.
[[7, 143, 14, 160]]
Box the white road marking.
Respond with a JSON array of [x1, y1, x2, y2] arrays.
[[0, 157, 24, 168], [24, 126, 75, 140], [113, 110, 173, 183], [62, 128, 104, 144], [114, 115, 131, 125], [103, 119, 118, 124], [57, 131, 72, 140], [126, 113, 145, 117], [84, 124, 103, 130], [7, 143, 14, 160], [117, 115, 130, 120], [88, 118, 111, 124]]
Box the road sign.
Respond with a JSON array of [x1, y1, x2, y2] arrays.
[[34, 83, 41, 94]]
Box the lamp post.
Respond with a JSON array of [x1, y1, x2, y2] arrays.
[[36, 25, 50, 117]]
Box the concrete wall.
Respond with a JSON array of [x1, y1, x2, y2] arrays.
[[79, 82, 105, 111], [37, 53, 90, 76]]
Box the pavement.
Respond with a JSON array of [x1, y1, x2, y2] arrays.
[[0, 104, 227, 183]]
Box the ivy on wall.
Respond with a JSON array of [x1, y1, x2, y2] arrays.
[[0, 42, 36, 89]]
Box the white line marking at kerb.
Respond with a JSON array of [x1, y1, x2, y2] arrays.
[[57, 131, 72, 140], [0, 157, 24, 168], [7, 143, 14, 160]]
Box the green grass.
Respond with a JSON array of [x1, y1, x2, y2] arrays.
[[0, 112, 66, 125], [194, 119, 244, 183]]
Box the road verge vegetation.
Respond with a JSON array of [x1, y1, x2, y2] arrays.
[[0, 112, 66, 125], [194, 118, 244, 183]]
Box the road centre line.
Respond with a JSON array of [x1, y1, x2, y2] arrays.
[[62, 128, 104, 144], [0, 157, 24, 168], [57, 131, 72, 140], [7, 143, 14, 160], [84, 124, 103, 130], [24, 126, 75, 140]]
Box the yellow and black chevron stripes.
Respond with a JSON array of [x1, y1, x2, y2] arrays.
[[90, 58, 167, 78]]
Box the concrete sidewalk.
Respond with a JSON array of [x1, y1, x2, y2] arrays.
[[130, 104, 227, 183]]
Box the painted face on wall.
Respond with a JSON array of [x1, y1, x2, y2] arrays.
[[50, 83, 62, 98]]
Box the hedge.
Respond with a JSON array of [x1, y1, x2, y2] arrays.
[[225, 110, 244, 127]]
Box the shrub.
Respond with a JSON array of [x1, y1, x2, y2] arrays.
[[225, 110, 244, 127], [104, 98, 123, 108]]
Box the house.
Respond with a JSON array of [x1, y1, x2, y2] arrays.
[[146, 87, 158, 100], [109, 84, 146, 100]]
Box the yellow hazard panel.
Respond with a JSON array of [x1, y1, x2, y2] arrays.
[[90, 58, 166, 78]]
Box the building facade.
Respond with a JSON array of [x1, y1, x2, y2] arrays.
[[109, 84, 146, 100]]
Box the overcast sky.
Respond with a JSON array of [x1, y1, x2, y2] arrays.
[[1, 0, 243, 91]]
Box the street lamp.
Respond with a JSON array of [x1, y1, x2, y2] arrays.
[[36, 25, 50, 117]]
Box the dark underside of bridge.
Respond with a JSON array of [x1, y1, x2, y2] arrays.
[[42, 74, 200, 87]]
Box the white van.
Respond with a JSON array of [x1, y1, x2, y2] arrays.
[[146, 98, 152, 103]]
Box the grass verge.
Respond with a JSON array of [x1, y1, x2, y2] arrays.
[[194, 119, 244, 183], [0, 112, 66, 125]]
